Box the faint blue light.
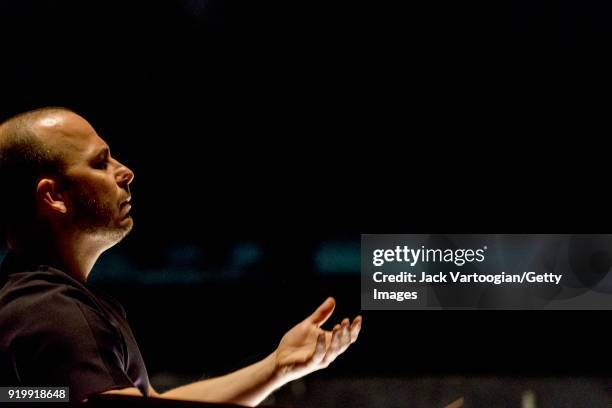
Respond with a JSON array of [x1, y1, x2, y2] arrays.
[[315, 242, 360, 274], [231, 243, 262, 267], [90, 253, 142, 284], [168, 244, 203, 266]]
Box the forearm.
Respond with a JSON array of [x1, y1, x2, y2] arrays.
[[105, 299, 360, 406], [160, 352, 284, 406]]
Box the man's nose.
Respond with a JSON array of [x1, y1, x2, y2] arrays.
[[116, 162, 135, 187]]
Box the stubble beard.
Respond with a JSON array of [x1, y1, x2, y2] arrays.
[[70, 187, 133, 246]]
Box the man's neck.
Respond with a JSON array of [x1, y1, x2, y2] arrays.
[[10, 232, 106, 283]]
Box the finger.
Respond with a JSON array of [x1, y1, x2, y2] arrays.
[[339, 319, 351, 352], [330, 324, 343, 355], [322, 326, 340, 365], [350, 316, 362, 343], [307, 297, 336, 327], [313, 332, 326, 364], [322, 324, 342, 366]]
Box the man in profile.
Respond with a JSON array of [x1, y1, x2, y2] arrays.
[[0, 107, 362, 404]]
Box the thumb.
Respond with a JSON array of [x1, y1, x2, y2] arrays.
[[307, 297, 336, 327]]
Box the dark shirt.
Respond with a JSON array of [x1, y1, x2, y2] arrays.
[[0, 251, 151, 402]]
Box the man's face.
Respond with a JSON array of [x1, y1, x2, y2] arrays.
[[35, 111, 135, 243]]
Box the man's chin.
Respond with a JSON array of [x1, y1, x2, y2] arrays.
[[105, 216, 134, 243], [119, 216, 134, 234], [93, 220, 134, 251]]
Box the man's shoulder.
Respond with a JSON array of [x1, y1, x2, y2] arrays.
[[0, 252, 129, 344], [0, 266, 92, 308], [0, 267, 113, 342]]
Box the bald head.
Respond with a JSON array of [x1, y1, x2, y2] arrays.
[[0, 107, 75, 162], [0, 107, 73, 240], [0, 107, 76, 152]]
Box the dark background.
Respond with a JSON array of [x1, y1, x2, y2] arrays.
[[1, 0, 611, 405]]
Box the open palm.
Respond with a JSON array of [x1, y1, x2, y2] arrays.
[[274, 297, 362, 382]]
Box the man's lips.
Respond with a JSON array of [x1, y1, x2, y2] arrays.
[[120, 198, 132, 214], [121, 202, 132, 218]]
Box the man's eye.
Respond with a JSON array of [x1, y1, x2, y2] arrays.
[[94, 160, 109, 170]]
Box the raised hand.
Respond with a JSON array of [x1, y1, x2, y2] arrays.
[[274, 297, 362, 383]]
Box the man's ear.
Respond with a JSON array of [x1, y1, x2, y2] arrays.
[[36, 178, 67, 214]]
